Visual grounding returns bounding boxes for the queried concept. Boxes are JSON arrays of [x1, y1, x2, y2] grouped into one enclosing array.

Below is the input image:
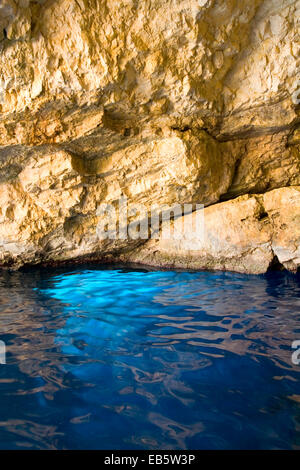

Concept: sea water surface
[[0, 265, 299, 450]]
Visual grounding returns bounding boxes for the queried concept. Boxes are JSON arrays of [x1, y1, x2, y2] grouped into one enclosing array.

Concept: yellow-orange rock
[[0, 0, 299, 273], [122, 187, 300, 274]]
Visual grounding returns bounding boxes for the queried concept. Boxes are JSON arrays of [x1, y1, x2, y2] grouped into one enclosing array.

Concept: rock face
[[0, 0, 299, 273], [122, 187, 300, 274]]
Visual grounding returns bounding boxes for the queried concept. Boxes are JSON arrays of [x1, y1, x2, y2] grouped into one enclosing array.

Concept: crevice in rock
[[219, 155, 242, 202], [267, 254, 285, 272], [123, 128, 131, 137], [170, 126, 191, 133], [257, 211, 268, 221], [30, 21, 36, 35], [170, 125, 221, 143], [254, 195, 270, 223]]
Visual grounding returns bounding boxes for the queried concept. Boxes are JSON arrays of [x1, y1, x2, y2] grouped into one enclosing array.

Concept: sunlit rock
[[0, 0, 299, 273]]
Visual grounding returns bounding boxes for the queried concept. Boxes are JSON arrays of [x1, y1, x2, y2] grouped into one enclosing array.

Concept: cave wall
[[0, 0, 299, 273]]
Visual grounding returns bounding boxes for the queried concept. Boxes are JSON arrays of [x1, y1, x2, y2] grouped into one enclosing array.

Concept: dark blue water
[[0, 265, 299, 450]]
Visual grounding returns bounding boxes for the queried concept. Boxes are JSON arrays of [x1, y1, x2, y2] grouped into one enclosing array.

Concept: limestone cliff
[[0, 0, 299, 273]]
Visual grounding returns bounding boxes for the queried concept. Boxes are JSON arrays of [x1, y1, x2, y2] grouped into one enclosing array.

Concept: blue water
[[0, 265, 299, 450]]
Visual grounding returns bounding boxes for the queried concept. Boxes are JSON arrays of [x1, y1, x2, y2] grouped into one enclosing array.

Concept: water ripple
[[0, 266, 299, 449]]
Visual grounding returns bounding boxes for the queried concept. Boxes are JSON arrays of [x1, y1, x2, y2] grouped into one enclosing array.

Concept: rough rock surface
[[121, 187, 300, 274], [0, 0, 299, 273]]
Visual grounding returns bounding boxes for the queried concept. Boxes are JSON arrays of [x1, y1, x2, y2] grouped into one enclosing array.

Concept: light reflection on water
[[0, 265, 299, 449]]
